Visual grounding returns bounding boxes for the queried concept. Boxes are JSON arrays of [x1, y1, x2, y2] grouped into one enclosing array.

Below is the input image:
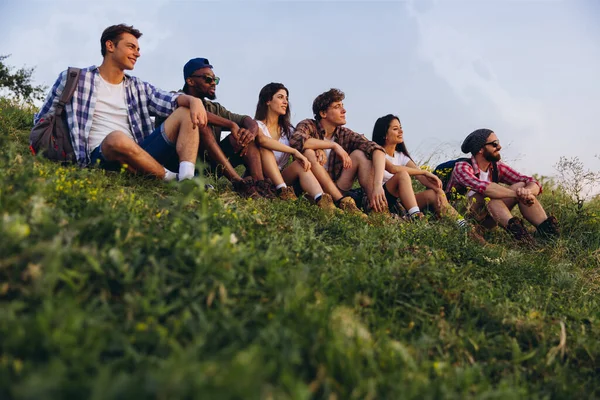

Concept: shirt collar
[[91, 65, 132, 81], [315, 119, 340, 140]]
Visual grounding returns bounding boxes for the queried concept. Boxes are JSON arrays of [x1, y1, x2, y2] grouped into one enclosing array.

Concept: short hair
[[312, 88, 345, 121], [100, 24, 142, 57]]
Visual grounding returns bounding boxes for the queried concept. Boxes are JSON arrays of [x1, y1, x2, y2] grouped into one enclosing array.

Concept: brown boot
[[255, 179, 277, 199], [337, 196, 367, 218], [278, 186, 298, 201], [232, 178, 260, 199], [506, 217, 536, 246], [536, 215, 559, 239], [316, 193, 336, 211]]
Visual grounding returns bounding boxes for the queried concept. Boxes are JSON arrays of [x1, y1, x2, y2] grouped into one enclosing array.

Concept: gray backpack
[[29, 67, 80, 163]]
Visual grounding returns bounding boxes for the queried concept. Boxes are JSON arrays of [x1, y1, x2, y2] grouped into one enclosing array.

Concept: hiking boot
[[506, 217, 536, 246], [232, 178, 260, 199], [255, 179, 277, 199], [337, 196, 367, 218], [316, 193, 336, 211], [278, 186, 298, 201], [536, 215, 559, 239], [466, 226, 487, 245]]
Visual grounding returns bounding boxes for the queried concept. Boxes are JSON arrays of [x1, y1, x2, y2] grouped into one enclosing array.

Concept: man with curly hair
[[290, 88, 388, 215]]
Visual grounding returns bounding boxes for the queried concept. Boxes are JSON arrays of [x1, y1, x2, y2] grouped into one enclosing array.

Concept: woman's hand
[[295, 151, 312, 172]]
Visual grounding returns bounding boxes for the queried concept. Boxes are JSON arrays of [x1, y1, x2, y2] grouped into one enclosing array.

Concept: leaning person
[[35, 24, 207, 181]]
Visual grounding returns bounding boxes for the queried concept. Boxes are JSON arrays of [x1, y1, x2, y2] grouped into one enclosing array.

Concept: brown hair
[[312, 88, 345, 121], [254, 83, 293, 138], [100, 24, 142, 57]]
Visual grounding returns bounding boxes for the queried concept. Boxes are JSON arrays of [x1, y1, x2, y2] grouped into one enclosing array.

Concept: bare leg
[[162, 107, 199, 163], [304, 149, 344, 201], [199, 126, 242, 182], [384, 171, 418, 210], [415, 188, 460, 218], [281, 160, 324, 199], [507, 182, 548, 226], [233, 136, 264, 181], [336, 150, 373, 193], [101, 131, 166, 178], [260, 148, 285, 186]]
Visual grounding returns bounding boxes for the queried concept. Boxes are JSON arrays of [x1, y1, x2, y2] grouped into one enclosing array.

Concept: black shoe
[[536, 215, 559, 239]]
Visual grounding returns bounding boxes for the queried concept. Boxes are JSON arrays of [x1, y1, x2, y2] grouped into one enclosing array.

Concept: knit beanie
[[461, 129, 493, 154]]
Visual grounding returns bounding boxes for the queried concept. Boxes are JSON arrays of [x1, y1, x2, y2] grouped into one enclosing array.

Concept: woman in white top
[[254, 83, 333, 208], [372, 114, 467, 224]]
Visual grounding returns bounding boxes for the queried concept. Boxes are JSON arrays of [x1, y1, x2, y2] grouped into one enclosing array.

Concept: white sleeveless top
[[256, 120, 292, 170], [383, 151, 411, 184]]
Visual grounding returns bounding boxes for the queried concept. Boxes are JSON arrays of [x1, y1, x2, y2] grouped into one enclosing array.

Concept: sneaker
[[337, 196, 367, 218], [506, 217, 536, 246], [278, 186, 297, 201], [536, 215, 559, 239], [232, 178, 260, 199], [315, 193, 336, 211], [255, 179, 277, 199]]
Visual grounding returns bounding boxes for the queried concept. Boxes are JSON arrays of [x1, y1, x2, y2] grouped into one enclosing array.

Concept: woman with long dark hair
[[372, 114, 469, 225], [254, 83, 334, 208]]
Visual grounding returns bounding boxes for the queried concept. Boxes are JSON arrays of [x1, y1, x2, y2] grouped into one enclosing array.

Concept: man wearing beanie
[[178, 57, 272, 198], [446, 129, 559, 244]]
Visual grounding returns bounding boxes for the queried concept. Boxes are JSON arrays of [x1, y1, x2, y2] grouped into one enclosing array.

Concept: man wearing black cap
[[180, 57, 271, 198], [446, 128, 559, 243]]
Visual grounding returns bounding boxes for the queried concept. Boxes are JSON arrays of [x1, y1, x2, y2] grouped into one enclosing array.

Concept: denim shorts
[[90, 123, 177, 171]]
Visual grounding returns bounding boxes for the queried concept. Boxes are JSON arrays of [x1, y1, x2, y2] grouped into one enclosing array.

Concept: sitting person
[[180, 57, 274, 198], [253, 83, 335, 209], [35, 24, 207, 181], [372, 114, 472, 228], [446, 128, 559, 243], [290, 89, 388, 216]]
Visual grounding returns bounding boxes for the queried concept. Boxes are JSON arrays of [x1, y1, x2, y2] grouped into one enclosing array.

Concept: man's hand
[[315, 149, 327, 166], [369, 185, 388, 213], [189, 97, 207, 128], [516, 187, 535, 206], [238, 128, 257, 148], [294, 151, 312, 172], [334, 144, 352, 169]]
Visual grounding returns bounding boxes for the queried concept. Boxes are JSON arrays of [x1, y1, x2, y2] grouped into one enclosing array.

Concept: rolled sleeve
[[145, 82, 179, 118], [497, 162, 543, 194], [289, 119, 316, 152]]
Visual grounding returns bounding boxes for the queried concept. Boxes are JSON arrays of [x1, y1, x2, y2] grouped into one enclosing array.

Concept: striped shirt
[[290, 119, 384, 181], [34, 65, 180, 166], [447, 156, 542, 195]]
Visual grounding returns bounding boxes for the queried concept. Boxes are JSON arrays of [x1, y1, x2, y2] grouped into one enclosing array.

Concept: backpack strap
[[491, 161, 499, 183], [55, 67, 81, 116]]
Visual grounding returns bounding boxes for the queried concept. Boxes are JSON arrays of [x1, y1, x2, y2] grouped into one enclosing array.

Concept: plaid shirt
[[34, 65, 180, 166], [447, 156, 542, 195], [290, 119, 384, 180]]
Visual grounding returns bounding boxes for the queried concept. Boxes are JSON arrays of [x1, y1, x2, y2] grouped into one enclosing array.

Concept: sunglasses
[[189, 74, 220, 85], [485, 140, 500, 148]]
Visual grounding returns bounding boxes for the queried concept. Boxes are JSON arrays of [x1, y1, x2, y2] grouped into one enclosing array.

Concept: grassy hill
[[1, 97, 600, 399]]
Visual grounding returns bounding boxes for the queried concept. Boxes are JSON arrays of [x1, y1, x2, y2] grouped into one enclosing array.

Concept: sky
[[1, 0, 599, 190]]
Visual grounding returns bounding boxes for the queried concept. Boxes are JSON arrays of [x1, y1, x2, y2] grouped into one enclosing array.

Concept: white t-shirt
[[323, 137, 336, 171], [467, 169, 490, 198], [256, 120, 292, 170], [88, 76, 135, 151], [382, 151, 411, 184]]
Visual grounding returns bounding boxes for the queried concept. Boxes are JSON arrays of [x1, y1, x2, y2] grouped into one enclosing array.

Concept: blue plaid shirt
[[34, 65, 180, 166]]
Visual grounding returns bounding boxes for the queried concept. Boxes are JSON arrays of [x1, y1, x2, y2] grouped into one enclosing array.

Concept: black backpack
[[29, 67, 80, 164], [434, 157, 498, 192]]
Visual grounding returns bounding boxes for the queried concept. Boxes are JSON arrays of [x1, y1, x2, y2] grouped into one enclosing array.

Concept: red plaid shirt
[[290, 119, 384, 181], [447, 156, 542, 195]]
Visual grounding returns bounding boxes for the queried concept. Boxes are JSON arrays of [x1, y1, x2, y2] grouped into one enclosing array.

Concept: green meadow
[[1, 97, 600, 399]]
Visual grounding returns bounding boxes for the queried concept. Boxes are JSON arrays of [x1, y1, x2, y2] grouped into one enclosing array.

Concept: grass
[[1, 97, 600, 399]]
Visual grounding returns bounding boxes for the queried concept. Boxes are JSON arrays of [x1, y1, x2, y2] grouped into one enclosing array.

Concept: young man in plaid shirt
[[446, 128, 559, 243], [35, 24, 207, 181], [290, 88, 389, 216]]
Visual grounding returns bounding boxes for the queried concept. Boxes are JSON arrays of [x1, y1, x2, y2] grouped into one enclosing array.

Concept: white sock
[[163, 168, 178, 182], [456, 218, 468, 229], [314, 192, 324, 201], [275, 183, 287, 190], [407, 206, 421, 216], [178, 161, 195, 181]]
